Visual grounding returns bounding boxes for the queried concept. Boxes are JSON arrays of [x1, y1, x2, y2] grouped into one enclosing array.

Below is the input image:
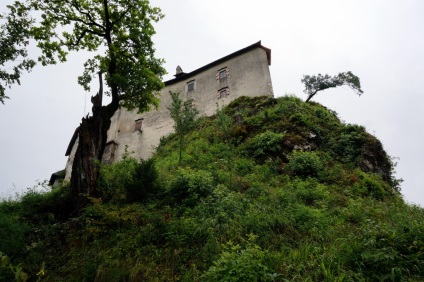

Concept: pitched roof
[[49, 169, 65, 186], [164, 41, 271, 86]]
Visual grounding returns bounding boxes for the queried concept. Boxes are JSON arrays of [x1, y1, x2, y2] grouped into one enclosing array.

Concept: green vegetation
[[302, 72, 364, 102], [0, 3, 36, 104], [1, 0, 166, 199], [1, 95, 422, 281], [168, 91, 199, 163]]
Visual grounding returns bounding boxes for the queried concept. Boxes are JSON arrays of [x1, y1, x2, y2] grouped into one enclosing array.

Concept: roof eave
[[164, 40, 271, 86]]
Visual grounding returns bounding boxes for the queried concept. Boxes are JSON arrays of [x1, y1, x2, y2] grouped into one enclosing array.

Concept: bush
[[202, 236, 274, 282], [246, 131, 284, 159], [20, 182, 73, 222], [234, 158, 254, 176], [287, 150, 323, 177], [330, 124, 365, 163], [126, 158, 159, 203], [352, 171, 391, 200], [0, 201, 29, 259], [99, 157, 160, 203], [166, 168, 214, 207], [289, 113, 310, 127], [215, 105, 232, 142], [98, 157, 138, 202], [229, 125, 248, 143]]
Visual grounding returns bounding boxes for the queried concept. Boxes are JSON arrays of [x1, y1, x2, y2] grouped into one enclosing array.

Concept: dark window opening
[[134, 118, 144, 133], [187, 80, 195, 92], [216, 67, 230, 80], [219, 69, 227, 79], [217, 87, 230, 99], [102, 141, 118, 164]]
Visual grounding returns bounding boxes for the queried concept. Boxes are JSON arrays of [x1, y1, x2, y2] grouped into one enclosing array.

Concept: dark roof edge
[[49, 169, 65, 186], [65, 127, 80, 156], [164, 40, 271, 86]]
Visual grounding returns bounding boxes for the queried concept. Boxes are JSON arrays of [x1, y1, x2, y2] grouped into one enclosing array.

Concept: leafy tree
[[215, 103, 232, 143], [3, 0, 166, 202], [168, 91, 199, 163], [0, 2, 35, 104], [301, 71, 364, 102]]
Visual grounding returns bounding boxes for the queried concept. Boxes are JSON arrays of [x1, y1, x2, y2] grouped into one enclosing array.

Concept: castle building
[[61, 41, 273, 181]]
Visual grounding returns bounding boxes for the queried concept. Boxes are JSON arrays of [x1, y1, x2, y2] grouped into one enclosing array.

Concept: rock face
[[63, 41, 274, 180], [220, 96, 395, 187], [359, 137, 393, 182]]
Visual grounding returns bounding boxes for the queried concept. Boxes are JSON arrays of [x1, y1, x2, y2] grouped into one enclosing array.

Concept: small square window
[[187, 80, 195, 92], [219, 69, 227, 79], [216, 67, 230, 80], [102, 141, 118, 164], [134, 118, 143, 132], [217, 87, 230, 99]]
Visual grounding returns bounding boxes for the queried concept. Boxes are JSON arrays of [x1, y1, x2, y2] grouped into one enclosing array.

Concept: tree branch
[[64, 0, 106, 32], [71, 28, 106, 46], [111, 5, 133, 27]]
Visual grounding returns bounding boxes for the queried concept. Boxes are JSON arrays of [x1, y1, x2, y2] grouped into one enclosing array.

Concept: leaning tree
[[301, 71, 364, 102], [3, 0, 166, 205]]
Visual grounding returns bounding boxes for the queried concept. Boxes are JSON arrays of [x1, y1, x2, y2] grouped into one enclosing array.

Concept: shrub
[[19, 182, 73, 222], [289, 113, 310, 127], [285, 178, 331, 207], [330, 124, 366, 163], [98, 157, 138, 202], [287, 150, 323, 177], [202, 236, 274, 282], [166, 168, 214, 207], [215, 104, 232, 142], [246, 131, 284, 159], [0, 201, 29, 259], [234, 158, 254, 176], [99, 157, 160, 203], [352, 171, 391, 200], [229, 125, 248, 143], [126, 158, 159, 203]]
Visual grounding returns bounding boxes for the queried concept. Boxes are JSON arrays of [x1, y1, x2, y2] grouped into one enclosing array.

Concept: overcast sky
[[1, 0, 423, 206]]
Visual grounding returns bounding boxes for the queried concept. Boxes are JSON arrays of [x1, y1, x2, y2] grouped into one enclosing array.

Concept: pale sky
[[1, 0, 423, 206]]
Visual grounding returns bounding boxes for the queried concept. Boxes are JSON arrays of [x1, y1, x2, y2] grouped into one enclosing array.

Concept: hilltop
[[1, 95, 423, 281]]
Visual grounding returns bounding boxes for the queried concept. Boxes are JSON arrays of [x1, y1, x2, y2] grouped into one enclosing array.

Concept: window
[[187, 80, 195, 92], [219, 69, 227, 79], [134, 118, 143, 133], [102, 141, 118, 164], [216, 67, 230, 80], [217, 87, 230, 99]]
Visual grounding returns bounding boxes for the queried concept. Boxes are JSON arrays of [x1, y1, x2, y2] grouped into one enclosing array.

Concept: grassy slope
[[1, 95, 423, 281]]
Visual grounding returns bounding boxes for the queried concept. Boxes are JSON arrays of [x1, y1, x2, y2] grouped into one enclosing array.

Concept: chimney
[[174, 65, 185, 78]]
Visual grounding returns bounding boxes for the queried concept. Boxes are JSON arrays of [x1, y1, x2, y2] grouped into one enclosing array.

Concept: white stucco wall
[[64, 136, 78, 180]]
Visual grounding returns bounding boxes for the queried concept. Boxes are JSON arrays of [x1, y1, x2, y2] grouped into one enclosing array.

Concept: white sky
[[1, 0, 423, 206]]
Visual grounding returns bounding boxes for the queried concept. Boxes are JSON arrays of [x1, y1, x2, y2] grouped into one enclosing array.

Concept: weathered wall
[[64, 136, 78, 179], [64, 44, 273, 180], [105, 46, 273, 163]]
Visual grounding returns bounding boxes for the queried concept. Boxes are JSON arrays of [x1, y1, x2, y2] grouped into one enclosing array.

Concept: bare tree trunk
[[70, 72, 117, 209], [305, 91, 317, 103]]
